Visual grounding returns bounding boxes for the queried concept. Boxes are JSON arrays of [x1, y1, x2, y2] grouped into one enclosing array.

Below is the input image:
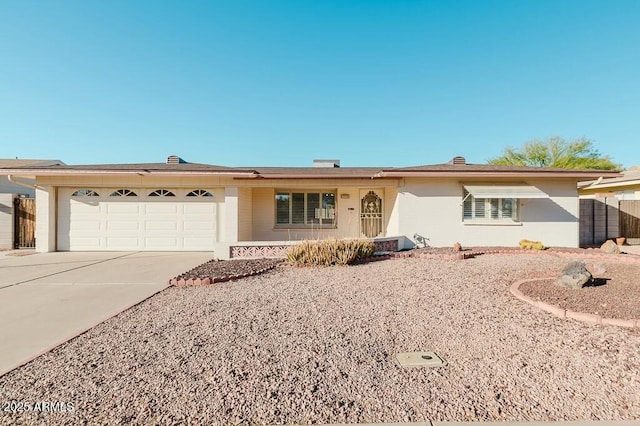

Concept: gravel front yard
[[520, 261, 640, 319], [1, 255, 639, 424]]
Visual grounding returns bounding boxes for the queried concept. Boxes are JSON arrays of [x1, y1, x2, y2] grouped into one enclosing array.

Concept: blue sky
[[1, 1, 638, 168]]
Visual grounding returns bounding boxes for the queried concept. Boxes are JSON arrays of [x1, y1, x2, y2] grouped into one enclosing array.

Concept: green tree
[[488, 137, 620, 170]]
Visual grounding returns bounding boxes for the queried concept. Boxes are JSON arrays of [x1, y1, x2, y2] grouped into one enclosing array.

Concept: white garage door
[[58, 188, 219, 251]]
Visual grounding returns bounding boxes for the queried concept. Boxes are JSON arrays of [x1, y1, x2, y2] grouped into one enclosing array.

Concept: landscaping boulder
[[586, 262, 606, 276], [600, 240, 621, 254], [556, 260, 592, 289]]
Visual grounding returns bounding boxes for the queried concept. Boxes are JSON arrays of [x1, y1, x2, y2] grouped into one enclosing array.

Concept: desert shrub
[[286, 239, 376, 266], [519, 239, 546, 250]]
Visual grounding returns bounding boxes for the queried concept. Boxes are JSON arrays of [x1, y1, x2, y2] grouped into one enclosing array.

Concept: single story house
[[1, 155, 619, 258], [0, 158, 64, 249]]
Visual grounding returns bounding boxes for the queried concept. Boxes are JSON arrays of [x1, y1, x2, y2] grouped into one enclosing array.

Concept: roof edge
[[0, 168, 259, 177], [375, 170, 622, 179]]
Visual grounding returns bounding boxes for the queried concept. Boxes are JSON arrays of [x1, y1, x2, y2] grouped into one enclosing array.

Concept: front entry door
[[360, 189, 383, 238]]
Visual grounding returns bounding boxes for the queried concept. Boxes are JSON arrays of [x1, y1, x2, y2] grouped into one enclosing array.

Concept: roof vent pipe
[[450, 156, 466, 165], [167, 155, 185, 164]]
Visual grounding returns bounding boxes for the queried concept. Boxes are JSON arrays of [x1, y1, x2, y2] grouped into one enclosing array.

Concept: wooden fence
[[619, 200, 640, 239], [14, 197, 36, 248], [579, 198, 618, 247]]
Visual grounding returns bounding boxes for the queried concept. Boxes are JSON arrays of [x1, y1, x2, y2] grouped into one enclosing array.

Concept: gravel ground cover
[[520, 261, 640, 320], [1, 255, 639, 424], [412, 245, 639, 256], [174, 258, 282, 282]]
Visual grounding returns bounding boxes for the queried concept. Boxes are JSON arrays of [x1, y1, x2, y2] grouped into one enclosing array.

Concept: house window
[[275, 191, 336, 227], [463, 189, 518, 221], [71, 189, 99, 197], [186, 189, 213, 197], [110, 189, 137, 197], [148, 189, 175, 197]]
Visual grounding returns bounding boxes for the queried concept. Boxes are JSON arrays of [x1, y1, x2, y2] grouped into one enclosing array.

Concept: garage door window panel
[[186, 189, 213, 197], [148, 189, 175, 197], [71, 189, 100, 197], [110, 189, 138, 197]]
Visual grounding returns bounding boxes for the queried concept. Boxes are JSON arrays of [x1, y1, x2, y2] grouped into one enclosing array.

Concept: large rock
[[600, 240, 621, 254], [586, 262, 606, 276], [556, 260, 592, 289]]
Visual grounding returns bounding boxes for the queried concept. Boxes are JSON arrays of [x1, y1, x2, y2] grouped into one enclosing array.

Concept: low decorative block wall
[[230, 245, 289, 259], [230, 238, 400, 259], [373, 239, 398, 252]]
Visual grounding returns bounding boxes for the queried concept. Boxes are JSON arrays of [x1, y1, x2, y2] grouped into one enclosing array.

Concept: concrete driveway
[[0, 251, 213, 376]]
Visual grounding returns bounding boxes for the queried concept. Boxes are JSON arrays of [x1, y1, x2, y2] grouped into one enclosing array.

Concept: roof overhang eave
[[234, 173, 397, 179], [579, 179, 640, 191], [0, 169, 260, 177], [375, 171, 622, 179]]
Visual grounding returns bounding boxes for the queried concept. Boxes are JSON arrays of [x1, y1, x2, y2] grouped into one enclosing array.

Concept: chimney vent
[[450, 156, 466, 165], [313, 159, 340, 168], [167, 155, 185, 164]]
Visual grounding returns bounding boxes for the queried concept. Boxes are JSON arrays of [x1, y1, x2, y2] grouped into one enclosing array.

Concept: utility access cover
[[396, 352, 446, 368]]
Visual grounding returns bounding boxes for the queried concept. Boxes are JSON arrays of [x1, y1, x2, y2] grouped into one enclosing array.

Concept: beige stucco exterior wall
[[383, 187, 399, 237], [0, 193, 14, 248], [250, 184, 397, 241], [223, 187, 238, 242], [32, 172, 582, 252], [237, 187, 253, 241], [35, 186, 57, 252], [34, 175, 399, 251], [396, 177, 580, 248]]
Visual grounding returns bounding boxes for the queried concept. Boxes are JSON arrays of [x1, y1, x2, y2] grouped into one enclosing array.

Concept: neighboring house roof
[[0, 157, 622, 180], [578, 169, 640, 191], [0, 159, 64, 168]]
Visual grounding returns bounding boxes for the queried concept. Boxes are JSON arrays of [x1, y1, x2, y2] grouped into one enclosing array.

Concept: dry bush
[[286, 239, 376, 266], [519, 239, 546, 250]]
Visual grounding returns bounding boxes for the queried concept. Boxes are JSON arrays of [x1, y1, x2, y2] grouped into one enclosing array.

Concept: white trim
[[463, 184, 548, 199], [463, 221, 523, 226]]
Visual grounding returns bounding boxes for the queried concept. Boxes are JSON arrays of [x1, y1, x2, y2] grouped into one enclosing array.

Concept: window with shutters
[[463, 189, 518, 222], [275, 190, 336, 227]]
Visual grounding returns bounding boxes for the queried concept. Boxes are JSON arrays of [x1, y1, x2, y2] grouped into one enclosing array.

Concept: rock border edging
[[170, 255, 393, 286], [510, 277, 639, 328], [403, 248, 640, 264], [170, 264, 279, 286]]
